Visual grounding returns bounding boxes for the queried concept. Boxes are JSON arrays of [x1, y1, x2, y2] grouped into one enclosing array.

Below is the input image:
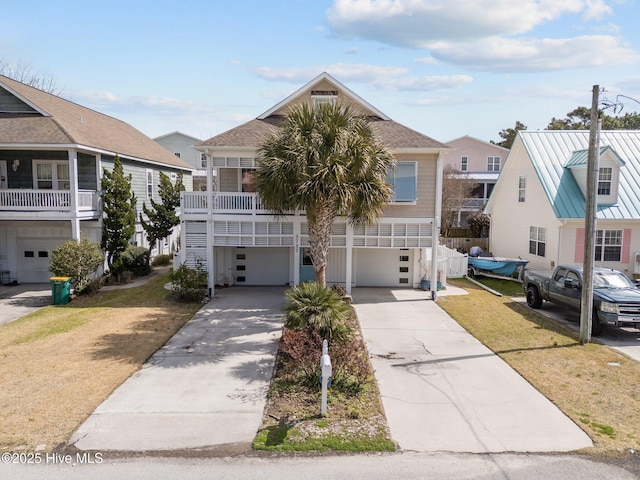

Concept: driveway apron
[[352, 287, 593, 453], [71, 286, 285, 452]]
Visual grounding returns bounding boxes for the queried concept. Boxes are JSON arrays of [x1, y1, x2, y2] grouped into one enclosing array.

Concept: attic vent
[[311, 90, 338, 96]]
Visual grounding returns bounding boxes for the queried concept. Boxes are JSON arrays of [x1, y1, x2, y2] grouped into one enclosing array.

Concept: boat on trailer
[[467, 255, 529, 279]]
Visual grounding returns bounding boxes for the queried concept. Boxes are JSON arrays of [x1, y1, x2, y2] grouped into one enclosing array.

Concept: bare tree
[[441, 165, 475, 237], [0, 59, 62, 95]]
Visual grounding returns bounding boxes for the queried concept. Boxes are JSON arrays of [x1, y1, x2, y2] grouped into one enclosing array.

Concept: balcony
[[460, 198, 486, 210], [0, 189, 100, 216], [182, 192, 295, 216]]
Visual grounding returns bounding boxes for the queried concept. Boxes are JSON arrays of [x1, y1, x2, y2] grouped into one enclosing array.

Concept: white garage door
[[234, 247, 290, 286], [355, 249, 414, 287], [18, 238, 65, 283]]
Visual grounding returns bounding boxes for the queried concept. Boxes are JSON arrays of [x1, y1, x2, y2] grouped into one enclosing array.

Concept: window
[[33, 161, 70, 190], [529, 226, 546, 257], [200, 153, 207, 169], [595, 229, 622, 261], [170, 172, 177, 183], [487, 156, 501, 172], [387, 162, 417, 202], [598, 167, 612, 195], [146, 169, 153, 198], [518, 176, 526, 202], [460, 156, 468, 172], [241, 168, 256, 192], [311, 90, 338, 107]]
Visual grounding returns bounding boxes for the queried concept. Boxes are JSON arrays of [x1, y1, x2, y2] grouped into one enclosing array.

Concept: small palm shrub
[[283, 282, 353, 344]]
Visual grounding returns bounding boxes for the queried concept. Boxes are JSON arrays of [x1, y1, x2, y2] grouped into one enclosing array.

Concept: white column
[[68, 148, 80, 240], [345, 222, 353, 295], [293, 219, 301, 286], [205, 149, 215, 297], [432, 152, 444, 300]]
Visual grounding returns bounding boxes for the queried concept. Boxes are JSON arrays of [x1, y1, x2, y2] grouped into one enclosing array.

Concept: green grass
[[470, 275, 526, 297], [12, 312, 92, 344]]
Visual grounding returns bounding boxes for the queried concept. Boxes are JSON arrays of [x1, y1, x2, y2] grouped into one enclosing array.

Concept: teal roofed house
[[485, 130, 640, 278]]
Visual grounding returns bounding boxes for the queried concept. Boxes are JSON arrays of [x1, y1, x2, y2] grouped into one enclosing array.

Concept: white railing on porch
[[182, 192, 291, 215], [0, 189, 99, 212]]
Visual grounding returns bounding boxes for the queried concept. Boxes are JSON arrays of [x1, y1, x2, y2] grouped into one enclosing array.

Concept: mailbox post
[[320, 339, 332, 416]]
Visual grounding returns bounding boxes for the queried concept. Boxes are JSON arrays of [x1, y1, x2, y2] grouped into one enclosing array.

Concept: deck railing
[[181, 192, 292, 215], [0, 189, 99, 212]]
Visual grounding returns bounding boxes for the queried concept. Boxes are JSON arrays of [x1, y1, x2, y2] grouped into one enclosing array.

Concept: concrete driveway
[[353, 287, 593, 453], [71, 286, 286, 452], [0, 283, 50, 326]]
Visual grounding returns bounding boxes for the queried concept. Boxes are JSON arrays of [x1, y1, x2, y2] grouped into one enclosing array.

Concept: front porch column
[[292, 219, 301, 286], [68, 148, 80, 240], [345, 222, 353, 295]]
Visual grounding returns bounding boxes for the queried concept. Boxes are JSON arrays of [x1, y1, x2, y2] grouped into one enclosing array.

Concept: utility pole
[[579, 85, 600, 344]]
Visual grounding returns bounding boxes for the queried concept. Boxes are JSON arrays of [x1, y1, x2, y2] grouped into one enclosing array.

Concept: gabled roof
[[153, 131, 202, 143], [445, 135, 510, 153], [198, 74, 447, 152], [518, 130, 640, 220], [0, 75, 193, 170], [565, 145, 626, 168]]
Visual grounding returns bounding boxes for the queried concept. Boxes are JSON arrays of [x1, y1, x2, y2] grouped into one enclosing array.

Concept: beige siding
[[442, 136, 509, 172], [384, 153, 437, 218]]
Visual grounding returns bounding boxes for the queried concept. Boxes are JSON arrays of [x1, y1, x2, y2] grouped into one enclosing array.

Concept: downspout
[[432, 151, 444, 300]]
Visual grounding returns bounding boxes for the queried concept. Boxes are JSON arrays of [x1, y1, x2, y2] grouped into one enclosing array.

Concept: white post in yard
[[320, 339, 332, 417]]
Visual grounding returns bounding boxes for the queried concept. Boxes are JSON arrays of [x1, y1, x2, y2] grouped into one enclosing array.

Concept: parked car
[[522, 265, 640, 336]]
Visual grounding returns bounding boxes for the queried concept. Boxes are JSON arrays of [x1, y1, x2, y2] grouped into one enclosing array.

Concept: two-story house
[[486, 130, 640, 278], [154, 132, 206, 192], [178, 73, 450, 295], [442, 135, 510, 227], [0, 75, 193, 283]]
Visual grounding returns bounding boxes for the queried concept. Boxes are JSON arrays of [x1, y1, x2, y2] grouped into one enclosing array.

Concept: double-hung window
[[387, 162, 417, 202], [460, 156, 468, 172], [595, 229, 622, 261], [529, 226, 546, 257], [518, 176, 526, 202], [487, 156, 501, 172], [146, 169, 153, 198], [598, 167, 612, 195], [34, 161, 70, 190]]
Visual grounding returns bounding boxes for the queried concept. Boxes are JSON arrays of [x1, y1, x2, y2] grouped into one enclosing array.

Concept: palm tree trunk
[[307, 202, 335, 287]]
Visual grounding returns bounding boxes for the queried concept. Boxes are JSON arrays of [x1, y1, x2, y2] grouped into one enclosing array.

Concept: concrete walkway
[[71, 286, 285, 451], [352, 287, 593, 453], [0, 283, 50, 326]]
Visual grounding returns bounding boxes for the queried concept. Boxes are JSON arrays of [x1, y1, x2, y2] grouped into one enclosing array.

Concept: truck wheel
[[526, 285, 543, 309], [591, 309, 604, 336]]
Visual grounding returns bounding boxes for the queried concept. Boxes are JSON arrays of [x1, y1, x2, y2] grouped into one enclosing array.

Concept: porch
[[181, 191, 294, 215]]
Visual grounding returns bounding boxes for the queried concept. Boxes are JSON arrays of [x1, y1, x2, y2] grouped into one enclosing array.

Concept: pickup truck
[[522, 265, 640, 336]]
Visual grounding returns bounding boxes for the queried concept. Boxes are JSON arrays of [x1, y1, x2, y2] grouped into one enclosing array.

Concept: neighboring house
[[485, 130, 640, 279], [442, 135, 510, 226], [178, 72, 451, 295], [0, 75, 193, 283], [154, 131, 207, 191]]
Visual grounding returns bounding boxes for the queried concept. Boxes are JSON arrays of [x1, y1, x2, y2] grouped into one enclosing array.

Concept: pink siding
[[575, 228, 584, 263], [622, 229, 632, 263]]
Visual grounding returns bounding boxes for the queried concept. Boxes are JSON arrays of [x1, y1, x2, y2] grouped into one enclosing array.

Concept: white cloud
[[325, 0, 632, 71], [254, 64, 472, 91], [72, 91, 215, 115], [429, 35, 639, 72]]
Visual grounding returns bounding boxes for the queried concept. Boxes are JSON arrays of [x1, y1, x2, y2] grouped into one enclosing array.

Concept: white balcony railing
[[182, 192, 282, 215], [0, 189, 99, 212]]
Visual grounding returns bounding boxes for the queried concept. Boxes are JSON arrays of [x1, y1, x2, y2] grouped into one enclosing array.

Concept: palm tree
[[256, 102, 395, 286]]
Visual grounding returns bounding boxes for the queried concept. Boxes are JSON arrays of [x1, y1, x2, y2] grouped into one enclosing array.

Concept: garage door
[[234, 247, 290, 286], [355, 249, 413, 287], [18, 238, 65, 283]]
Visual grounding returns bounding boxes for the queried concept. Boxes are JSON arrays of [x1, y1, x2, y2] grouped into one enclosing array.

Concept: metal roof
[[519, 130, 640, 220]]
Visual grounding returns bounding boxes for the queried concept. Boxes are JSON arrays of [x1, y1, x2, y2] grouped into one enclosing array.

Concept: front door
[[300, 247, 315, 282]]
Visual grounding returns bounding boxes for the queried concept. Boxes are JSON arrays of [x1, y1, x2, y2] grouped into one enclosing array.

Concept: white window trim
[[388, 161, 418, 204], [460, 156, 468, 172], [33, 160, 70, 190], [146, 169, 153, 199], [487, 156, 501, 172], [518, 176, 526, 202], [595, 229, 622, 262]]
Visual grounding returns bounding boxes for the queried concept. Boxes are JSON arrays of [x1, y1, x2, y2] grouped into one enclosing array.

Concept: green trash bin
[[50, 276, 71, 305]]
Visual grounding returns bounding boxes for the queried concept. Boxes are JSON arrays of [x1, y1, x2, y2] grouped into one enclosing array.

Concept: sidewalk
[[353, 287, 593, 453]]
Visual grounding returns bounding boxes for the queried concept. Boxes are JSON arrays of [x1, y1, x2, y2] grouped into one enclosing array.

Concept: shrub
[[120, 245, 151, 277], [151, 254, 171, 266], [49, 234, 104, 294], [283, 282, 353, 344], [170, 261, 208, 301]]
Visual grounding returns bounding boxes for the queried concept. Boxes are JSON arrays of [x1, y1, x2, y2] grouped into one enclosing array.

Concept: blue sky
[[3, 0, 640, 144]]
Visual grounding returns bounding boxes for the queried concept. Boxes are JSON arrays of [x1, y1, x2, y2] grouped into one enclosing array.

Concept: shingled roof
[[197, 73, 447, 152], [0, 75, 192, 170]]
